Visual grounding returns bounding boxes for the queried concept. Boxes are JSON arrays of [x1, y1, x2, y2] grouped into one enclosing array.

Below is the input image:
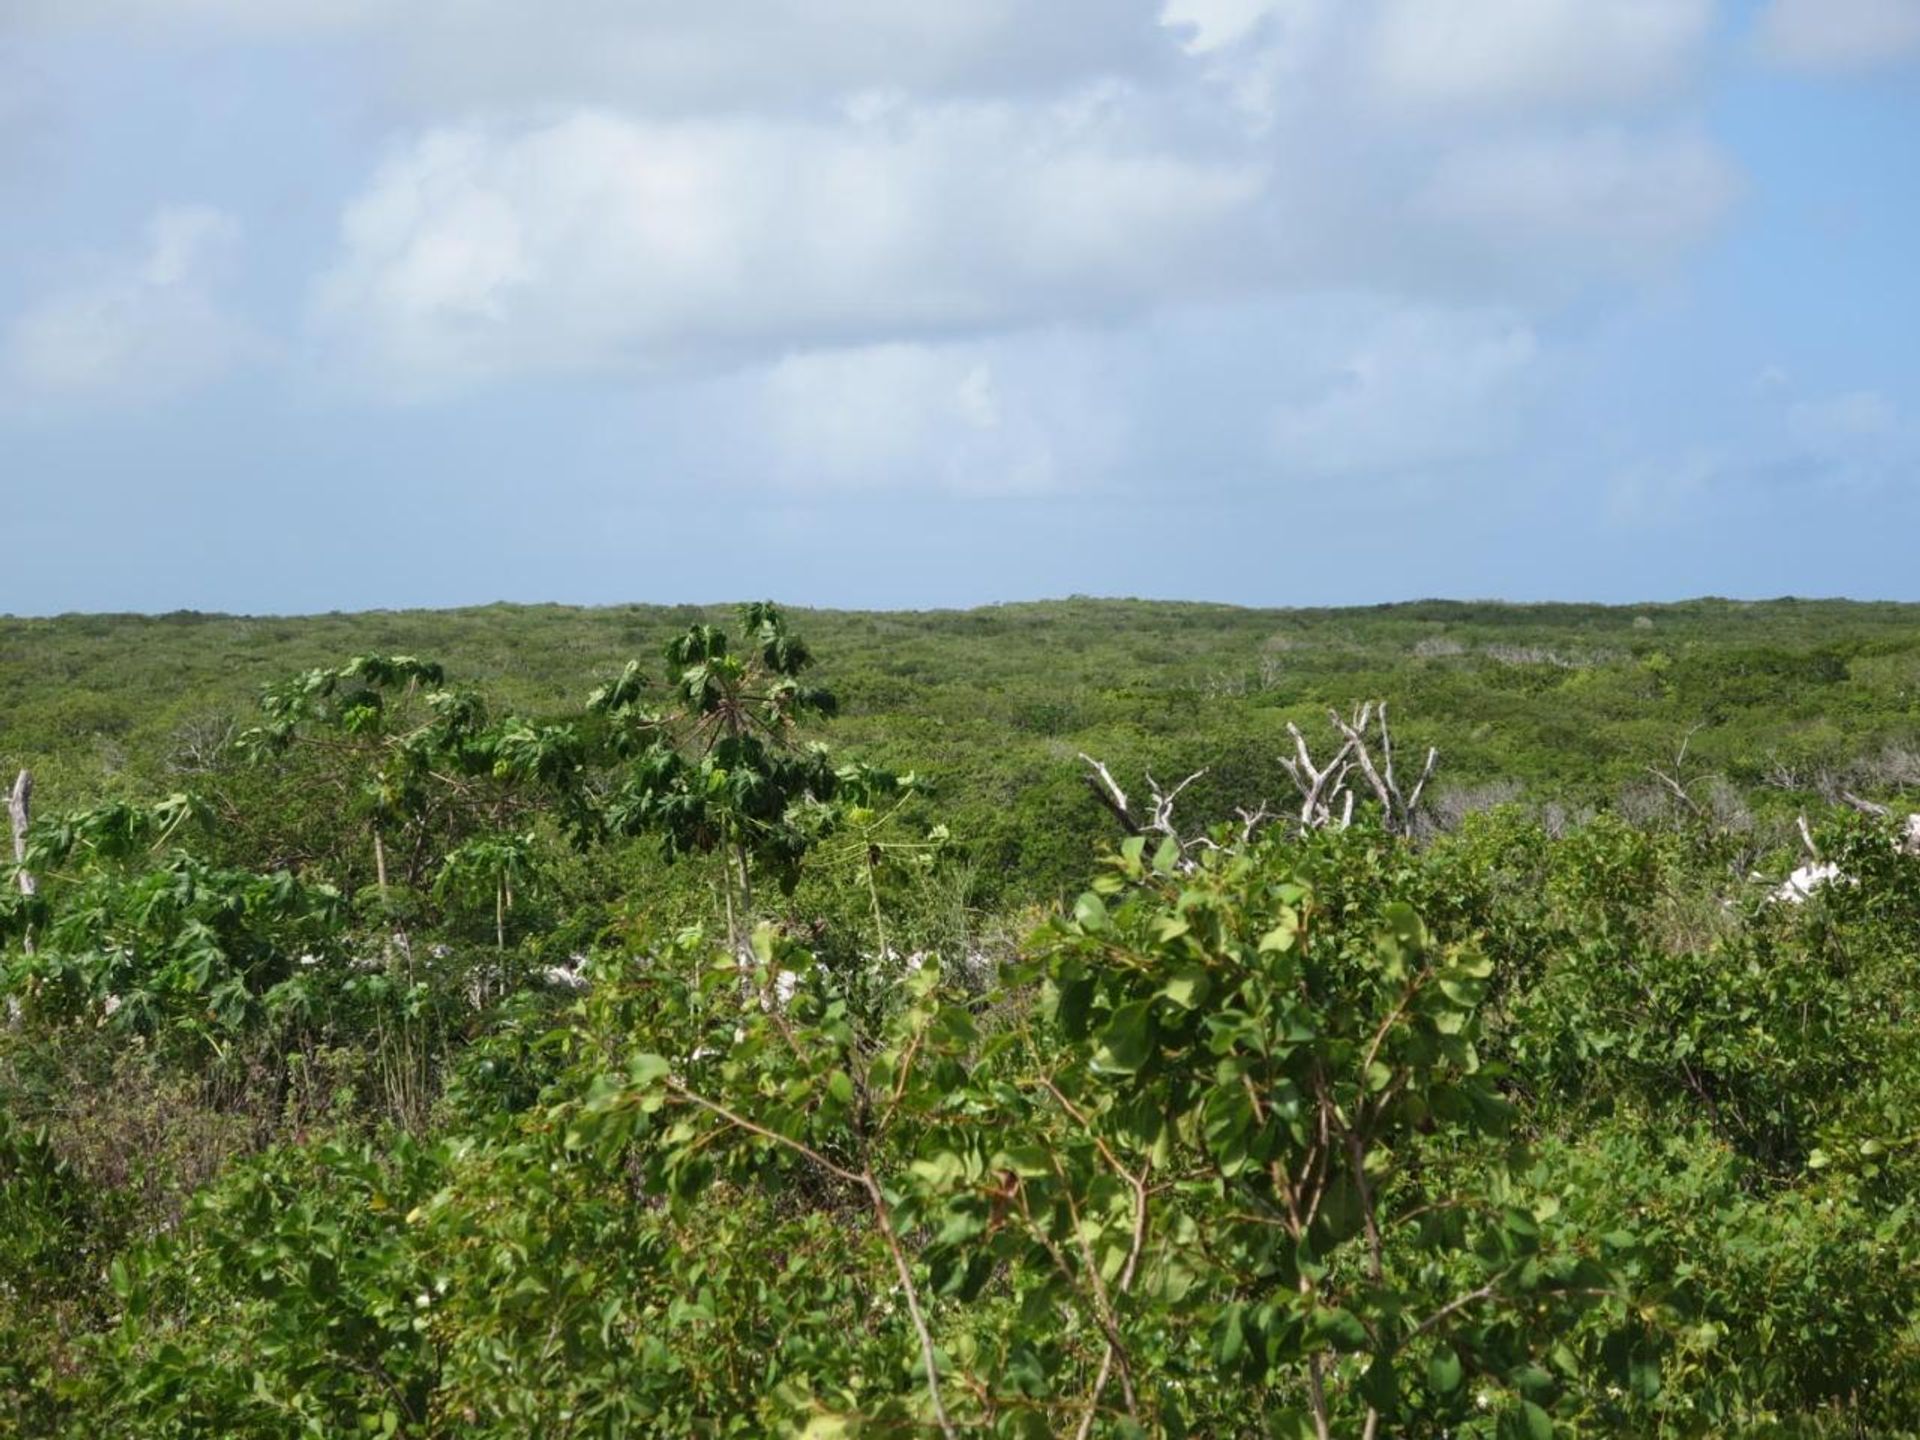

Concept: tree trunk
[[10, 770, 35, 898], [9, 769, 33, 958]]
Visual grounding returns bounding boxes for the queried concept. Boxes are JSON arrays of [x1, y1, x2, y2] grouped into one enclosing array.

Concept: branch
[[864, 1170, 960, 1440], [1078, 754, 1140, 836], [1840, 790, 1892, 819], [9, 770, 35, 899], [667, 1079, 957, 1438]]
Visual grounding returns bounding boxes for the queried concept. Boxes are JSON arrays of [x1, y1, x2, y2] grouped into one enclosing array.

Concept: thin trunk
[[735, 842, 755, 923], [10, 770, 35, 956], [866, 857, 889, 966], [495, 876, 507, 951]]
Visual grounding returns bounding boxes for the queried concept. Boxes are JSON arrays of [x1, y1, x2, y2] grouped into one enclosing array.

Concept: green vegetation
[[3, 597, 1919, 1436]]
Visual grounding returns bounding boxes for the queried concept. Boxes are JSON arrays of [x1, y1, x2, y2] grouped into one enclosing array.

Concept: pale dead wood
[[1796, 813, 1820, 862], [1646, 722, 1709, 822], [1280, 720, 1359, 830], [9, 770, 34, 898], [1327, 702, 1438, 836], [1085, 703, 1441, 853], [1078, 754, 1208, 865]]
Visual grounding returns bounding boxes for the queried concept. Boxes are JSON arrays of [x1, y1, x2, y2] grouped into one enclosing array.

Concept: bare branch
[[1645, 764, 1705, 821], [1078, 754, 1140, 836], [1797, 813, 1820, 862], [1081, 756, 1214, 864], [1840, 790, 1892, 819], [9, 770, 33, 899], [1324, 703, 1437, 835], [1280, 721, 1360, 830]]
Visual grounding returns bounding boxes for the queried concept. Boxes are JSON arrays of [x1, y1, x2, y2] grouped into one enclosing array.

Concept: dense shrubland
[[2, 600, 1919, 1436]]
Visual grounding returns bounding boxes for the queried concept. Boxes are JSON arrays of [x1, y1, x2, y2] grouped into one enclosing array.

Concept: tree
[[590, 603, 873, 949]]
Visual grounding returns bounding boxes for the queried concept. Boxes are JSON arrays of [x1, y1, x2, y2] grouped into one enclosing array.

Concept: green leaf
[[1359, 1353, 1397, 1412], [1160, 966, 1212, 1009], [1210, 1303, 1248, 1367], [1259, 916, 1299, 953], [629, 1053, 672, 1088], [826, 1070, 855, 1106], [1074, 892, 1110, 931], [1380, 901, 1427, 949], [1093, 1002, 1155, 1074], [1312, 1306, 1369, 1351], [1428, 1345, 1463, 1395]]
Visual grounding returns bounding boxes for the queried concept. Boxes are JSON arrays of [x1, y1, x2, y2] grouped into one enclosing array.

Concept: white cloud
[[1757, 0, 1920, 73], [1268, 305, 1539, 477], [1415, 128, 1740, 284], [308, 72, 1739, 392], [311, 104, 1265, 392], [1367, 0, 1715, 112], [616, 295, 1536, 499], [8, 0, 1176, 111], [756, 344, 1068, 495], [8, 0, 1739, 412], [1162, 0, 1308, 53], [3, 206, 254, 400]]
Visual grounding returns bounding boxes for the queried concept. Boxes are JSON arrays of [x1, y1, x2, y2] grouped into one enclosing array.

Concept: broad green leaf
[[1428, 1345, 1463, 1394], [1093, 1001, 1155, 1074], [1161, 966, 1212, 1009]]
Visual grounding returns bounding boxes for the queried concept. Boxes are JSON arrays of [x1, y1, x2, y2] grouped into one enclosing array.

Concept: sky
[[1, 0, 1917, 614]]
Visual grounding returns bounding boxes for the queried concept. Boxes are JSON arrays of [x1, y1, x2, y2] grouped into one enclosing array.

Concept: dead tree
[[9, 770, 33, 898], [1338, 702, 1437, 834], [1081, 702, 1441, 857], [1279, 721, 1358, 831], [1839, 791, 1920, 856], [1645, 723, 1709, 822], [9, 769, 33, 960], [1078, 755, 1211, 867], [1282, 703, 1437, 837]]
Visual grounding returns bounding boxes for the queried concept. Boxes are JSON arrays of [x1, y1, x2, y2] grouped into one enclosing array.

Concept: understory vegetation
[[2, 597, 1919, 1436]]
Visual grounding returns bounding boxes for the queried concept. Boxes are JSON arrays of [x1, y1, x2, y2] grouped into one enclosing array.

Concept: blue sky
[[1, 0, 1916, 614]]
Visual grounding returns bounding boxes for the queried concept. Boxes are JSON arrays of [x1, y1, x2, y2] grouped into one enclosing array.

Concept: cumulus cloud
[[1268, 306, 1539, 478], [3, 206, 254, 401], [309, 93, 1735, 392], [752, 344, 1085, 496], [310, 103, 1266, 391], [1414, 128, 1741, 286], [1757, 0, 1920, 73], [1366, 0, 1715, 113], [7, 0, 1746, 529], [7, 0, 1176, 111]]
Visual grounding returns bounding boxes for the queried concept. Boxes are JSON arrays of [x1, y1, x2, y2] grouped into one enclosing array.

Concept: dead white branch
[[1079, 754, 1210, 864], [1084, 702, 1440, 854], [1279, 722, 1358, 830], [1326, 702, 1438, 836], [9, 769, 34, 961], [9, 770, 33, 899]]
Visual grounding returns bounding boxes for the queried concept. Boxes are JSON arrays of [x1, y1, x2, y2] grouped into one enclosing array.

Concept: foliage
[[2, 599, 1920, 1435]]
